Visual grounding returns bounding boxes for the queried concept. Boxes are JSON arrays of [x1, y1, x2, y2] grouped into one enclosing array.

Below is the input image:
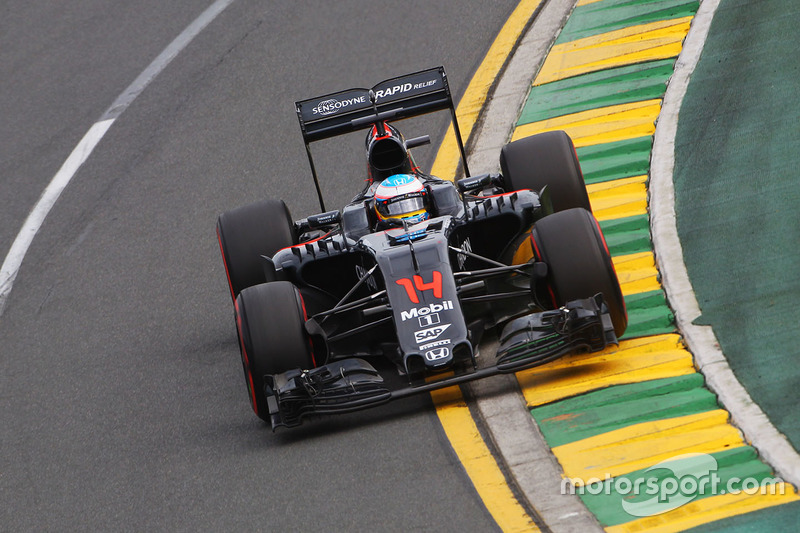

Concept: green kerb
[[556, 0, 700, 44], [578, 136, 652, 185], [520, 60, 675, 124], [532, 374, 711, 447]]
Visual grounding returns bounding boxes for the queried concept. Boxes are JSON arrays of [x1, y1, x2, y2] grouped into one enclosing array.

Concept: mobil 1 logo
[[418, 312, 440, 328], [400, 301, 454, 322]]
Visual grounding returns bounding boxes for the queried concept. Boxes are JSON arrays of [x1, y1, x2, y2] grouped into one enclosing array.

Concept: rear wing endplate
[[295, 67, 471, 210]]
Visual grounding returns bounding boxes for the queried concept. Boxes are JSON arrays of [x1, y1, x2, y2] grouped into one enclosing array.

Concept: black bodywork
[[251, 68, 617, 428]]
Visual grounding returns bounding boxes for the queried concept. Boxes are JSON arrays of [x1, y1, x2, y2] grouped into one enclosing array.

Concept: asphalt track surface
[[1, 1, 521, 530]]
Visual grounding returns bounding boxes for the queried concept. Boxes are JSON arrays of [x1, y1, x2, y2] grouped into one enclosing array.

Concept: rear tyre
[[216, 199, 297, 302], [500, 130, 591, 213], [235, 282, 315, 421], [531, 208, 627, 337]]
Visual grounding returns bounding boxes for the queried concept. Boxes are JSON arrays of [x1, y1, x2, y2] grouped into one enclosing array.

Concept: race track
[[0, 1, 520, 529]]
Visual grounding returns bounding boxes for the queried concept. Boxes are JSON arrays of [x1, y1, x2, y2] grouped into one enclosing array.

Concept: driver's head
[[374, 174, 429, 224]]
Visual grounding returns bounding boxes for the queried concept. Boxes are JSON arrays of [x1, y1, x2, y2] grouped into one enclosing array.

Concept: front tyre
[[531, 208, 627, 337], [217, 199, 297, 303], [235, 282, 315, 421], [500, 130, 591, 213]]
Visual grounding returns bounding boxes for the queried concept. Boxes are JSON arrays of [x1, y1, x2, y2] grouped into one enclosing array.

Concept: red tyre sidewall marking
[[297, 290, 317, 368], [217, 227, 236, 303], [593, 217, 628, 318], [234, 298, 259, 415]]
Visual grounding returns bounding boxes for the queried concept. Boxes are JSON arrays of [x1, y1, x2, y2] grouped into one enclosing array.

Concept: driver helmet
[[374, 174, 430, 224]]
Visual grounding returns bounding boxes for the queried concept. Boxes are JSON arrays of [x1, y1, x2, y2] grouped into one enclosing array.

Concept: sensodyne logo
[[312, 95, 367, 116]]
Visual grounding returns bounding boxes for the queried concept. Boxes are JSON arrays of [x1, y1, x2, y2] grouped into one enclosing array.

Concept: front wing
[[264, 295, 617, 429]]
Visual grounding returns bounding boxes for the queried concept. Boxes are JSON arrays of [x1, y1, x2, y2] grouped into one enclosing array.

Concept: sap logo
[[424, 347, 450, 361], [414, 324, 451, 344], [400, 302, 454, 322]]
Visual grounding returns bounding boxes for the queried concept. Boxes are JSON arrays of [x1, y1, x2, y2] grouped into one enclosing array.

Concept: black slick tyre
[[500, 130, 591, 213], [235, 282, 315, 422], [217, 199, 297, 303], [530, 208, 627, 337]]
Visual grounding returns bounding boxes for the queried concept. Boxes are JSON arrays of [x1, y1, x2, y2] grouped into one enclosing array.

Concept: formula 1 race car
[[217, 67, 627, 429]]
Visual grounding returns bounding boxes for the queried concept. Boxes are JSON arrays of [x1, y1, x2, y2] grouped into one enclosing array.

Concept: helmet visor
[[377, 195, 425, 218]]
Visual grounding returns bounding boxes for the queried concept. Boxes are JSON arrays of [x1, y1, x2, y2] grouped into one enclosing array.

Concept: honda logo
[[424, 347, 450, 361]]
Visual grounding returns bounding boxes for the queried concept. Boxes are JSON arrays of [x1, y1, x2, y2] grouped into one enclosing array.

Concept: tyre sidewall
[[500, 130, 591, 213], [531, 208, 627, 337], [235, 282, 314, 420], [217, 199, 296, 302]]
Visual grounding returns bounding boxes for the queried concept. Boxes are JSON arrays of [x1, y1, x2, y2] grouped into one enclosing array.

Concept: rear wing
[[295, 67, 470, 211]]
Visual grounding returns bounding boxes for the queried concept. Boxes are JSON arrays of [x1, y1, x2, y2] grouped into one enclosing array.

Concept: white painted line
[[0, 119, 114, 314], [103, 0, 237, 120], [650, 0, 800, 488], [0, 0, 237, 316]]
